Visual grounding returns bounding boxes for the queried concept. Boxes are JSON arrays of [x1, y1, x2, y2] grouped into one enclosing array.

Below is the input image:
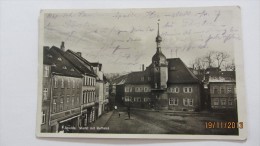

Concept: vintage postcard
[[36, 6, 247, 140]]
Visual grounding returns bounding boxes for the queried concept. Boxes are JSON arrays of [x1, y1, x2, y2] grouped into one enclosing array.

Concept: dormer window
[[70, 68, 75, 72], [57, 57, 62, 61], [52, 63, 56, 67], [62, 66, 67, 69], [170, 66, 176, 70], [47, 54, 53, 58]]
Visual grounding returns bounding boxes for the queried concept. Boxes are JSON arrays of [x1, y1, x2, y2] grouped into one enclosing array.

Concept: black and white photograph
[[37, 7, 247, 139]]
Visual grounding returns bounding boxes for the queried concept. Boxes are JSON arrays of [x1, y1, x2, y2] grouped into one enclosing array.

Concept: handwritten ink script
[[43, 7, 241, 73]]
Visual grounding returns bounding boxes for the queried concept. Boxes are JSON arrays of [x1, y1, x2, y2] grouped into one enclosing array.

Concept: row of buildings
[[111, 24, 237, 112], [41, 42, 109, 133]]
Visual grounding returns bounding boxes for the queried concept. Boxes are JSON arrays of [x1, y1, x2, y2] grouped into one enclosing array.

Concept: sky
[[43, 7, 242, 73]]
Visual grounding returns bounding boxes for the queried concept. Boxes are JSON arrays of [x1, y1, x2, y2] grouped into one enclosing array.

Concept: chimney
[[76, 52, 82, 56], [142, 64, 145, 71], [60, 41, 65, 51]]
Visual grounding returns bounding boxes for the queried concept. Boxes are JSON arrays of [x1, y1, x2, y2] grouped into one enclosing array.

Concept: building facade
[[117, 24, 202, 111], [207, 70, 237, 110], [42, 46, 83, 133], [63, 49, 98, 127], [91, 63, 107, 117]]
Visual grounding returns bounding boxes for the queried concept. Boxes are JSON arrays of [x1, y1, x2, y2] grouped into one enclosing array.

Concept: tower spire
[[157, 22, 160, 36], [156, 19, 162, 49]]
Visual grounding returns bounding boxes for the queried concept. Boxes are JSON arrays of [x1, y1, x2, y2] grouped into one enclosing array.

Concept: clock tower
[[151, 22, 168, 89]]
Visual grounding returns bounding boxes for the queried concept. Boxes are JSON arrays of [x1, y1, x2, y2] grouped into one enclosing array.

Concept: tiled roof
[[44, 46, 82, 78], [43, 46, 52, 65], [208, 70, 236, 82], [64, 50, 96, 77], [125, 70, 151, 84], [167, 58, 200, 84], [111, 74, 129, 85]]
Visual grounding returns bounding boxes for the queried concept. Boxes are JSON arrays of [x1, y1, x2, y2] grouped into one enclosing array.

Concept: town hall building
[[116, 23, 202, 111]]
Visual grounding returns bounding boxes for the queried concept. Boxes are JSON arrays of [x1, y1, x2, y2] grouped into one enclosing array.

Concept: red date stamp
[[205, 122, 244, 129]]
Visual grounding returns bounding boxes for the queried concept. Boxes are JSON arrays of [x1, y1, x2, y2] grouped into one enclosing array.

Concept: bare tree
[[223, 59, 235, 71], [214, 51, 230, 68], [203, 51, 215, 68], [194, 57, 207, 70]]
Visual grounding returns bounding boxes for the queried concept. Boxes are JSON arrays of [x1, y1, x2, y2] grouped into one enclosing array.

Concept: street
[[91, 107, 238, 135]]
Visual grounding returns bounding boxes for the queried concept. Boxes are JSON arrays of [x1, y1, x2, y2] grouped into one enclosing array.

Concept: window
[[173, 87, 179, 93], [135, 87, 139, 92], [183, 98, 188, 106], [183, 87, 192, 93], [220, 87, 225, 94], [141, 77, 144, 81], [54, 78, 58, 88], [76, 97, 79, 105], [213, 87, 218, 94], [43, 88, 48, 100], [84, 76, 87, 86], [155, 83, 158, 88], [189, 99, 193, 106], [42, 111, 46, 124], [227, 87, 232, 93], [169, 98, 178, 105], [52, 99, 57, 113], [67, 97, 70, 103], [138, 98, 141, 102], [129, 87, 132, 92], [62, 66, 67, 69], [83, 91, 87, 104], [72, 98, 74, 107], [221, 99, 226, 105], [61, 78, 64, 88], [77, 81, 80, 88], [125, 97, 129, 102], [148, 77, 151, 81], [125, 87, 129, 92], [213, 98, 219, 105], [228, 99, 233, 105], [87, 92, 90, 102], [144, 87, 148, 92], [60, 98, 64, 111], [72, 80, 75, 88], [44, 66, 49, 77], [67, 79, 70, 88]]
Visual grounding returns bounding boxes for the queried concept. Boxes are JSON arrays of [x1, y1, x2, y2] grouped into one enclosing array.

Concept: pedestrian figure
[[115, 105, 120, 118]]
